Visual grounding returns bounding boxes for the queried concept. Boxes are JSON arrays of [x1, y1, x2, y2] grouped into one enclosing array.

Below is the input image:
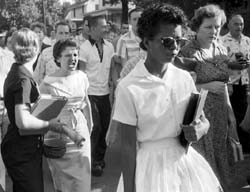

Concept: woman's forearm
[[121, 123, 137, 192], [196, 82, 212, 91], [16, 109, 49, 135]]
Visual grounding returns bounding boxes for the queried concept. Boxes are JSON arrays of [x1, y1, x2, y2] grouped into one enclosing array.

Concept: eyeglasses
[[160, 37, 188, 48]]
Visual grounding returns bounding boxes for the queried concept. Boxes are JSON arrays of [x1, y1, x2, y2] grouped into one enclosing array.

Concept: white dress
[[40, 71, 91, 192], [113, 60, 223, 192]]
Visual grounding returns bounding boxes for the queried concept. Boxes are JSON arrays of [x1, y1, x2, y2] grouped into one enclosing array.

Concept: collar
[[191, 38, 219, 51], [88, 35, 105, 46], [132, 59, 173, 82], [226, 32, 245, 41]]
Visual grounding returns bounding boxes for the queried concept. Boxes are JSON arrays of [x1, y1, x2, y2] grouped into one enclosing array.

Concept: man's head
[[128, 8, 143, 35], [228, 14, 244, 37], [121, 23, 129, 35], [88, 16, 108, 40], [82, 16, 90, 38], [55, 21, 71, 42]]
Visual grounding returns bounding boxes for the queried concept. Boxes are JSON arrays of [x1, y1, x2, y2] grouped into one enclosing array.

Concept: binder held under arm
[[31, 94, 68, 121], [179, 89, 208, 149]]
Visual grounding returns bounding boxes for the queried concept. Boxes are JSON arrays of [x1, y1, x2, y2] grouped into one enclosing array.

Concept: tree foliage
[[109, 0, 232, 24], [0, 0, 65, 30], [3, 0, 41, 28]]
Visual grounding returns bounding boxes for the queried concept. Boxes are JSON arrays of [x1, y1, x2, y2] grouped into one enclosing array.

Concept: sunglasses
[[160, 37, 188, 48]]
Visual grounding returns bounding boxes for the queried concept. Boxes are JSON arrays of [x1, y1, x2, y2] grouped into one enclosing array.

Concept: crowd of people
[[0, 2, 250, 192]]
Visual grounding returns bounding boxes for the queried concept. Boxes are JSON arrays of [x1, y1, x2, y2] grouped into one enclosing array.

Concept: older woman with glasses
[[178, 4, 239, 190], [109, 3, 222, 192]]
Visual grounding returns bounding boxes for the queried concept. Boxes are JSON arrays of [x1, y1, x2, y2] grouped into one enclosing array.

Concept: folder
[[179, 89, 208, 149], [31, 94, 68, 121]]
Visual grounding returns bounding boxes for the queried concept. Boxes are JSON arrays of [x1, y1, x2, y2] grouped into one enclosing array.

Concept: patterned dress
[[179, 39, 237, 188]]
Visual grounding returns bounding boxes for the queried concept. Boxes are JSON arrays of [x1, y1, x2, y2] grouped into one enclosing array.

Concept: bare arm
[[15, 104, 51, 135], [196, 81, 226, 95], [225, 85, 239, 141], [119, 122, 137, 192], [227, 60, 250, 70]]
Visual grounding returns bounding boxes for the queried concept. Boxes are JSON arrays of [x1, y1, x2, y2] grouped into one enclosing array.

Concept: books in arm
[[179, 89, 208, 149], [32, 94, 86, 147], [31, 94, 68, 121]]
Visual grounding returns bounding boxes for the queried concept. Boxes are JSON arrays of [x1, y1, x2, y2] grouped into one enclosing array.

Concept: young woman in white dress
[[108, 3, 223, 192], [40, 39, 92, 192]]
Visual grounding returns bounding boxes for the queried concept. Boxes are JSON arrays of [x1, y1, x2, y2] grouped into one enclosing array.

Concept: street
[[5, 141, 250, 192]]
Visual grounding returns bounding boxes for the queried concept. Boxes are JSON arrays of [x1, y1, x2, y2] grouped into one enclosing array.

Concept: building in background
[[65, 0, 133, 28]]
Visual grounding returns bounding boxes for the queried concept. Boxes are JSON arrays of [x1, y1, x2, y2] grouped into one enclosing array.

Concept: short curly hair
[[30, 22, 46, 33], [190, 4, 226, 32], [53, 39, 78, 67], [137, 3, 187, 50], [11, 28, 39, 64]]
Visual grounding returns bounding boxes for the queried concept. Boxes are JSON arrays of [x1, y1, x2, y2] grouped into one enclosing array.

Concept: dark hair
[[128, 7, 144, 19], [4, 27, 17, 46], [55, 20, 71, 33], [30, 22, 46, 33], [53, 39, 77, 67], [137, 3, 187, 50], [190, 4, 226, 32], [82, 16, 91, 26], [88, 16, 106, 29]]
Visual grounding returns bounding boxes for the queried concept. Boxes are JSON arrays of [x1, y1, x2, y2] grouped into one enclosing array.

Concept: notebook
[[31, 94, 68, 121], [179, 89, 208, 149]]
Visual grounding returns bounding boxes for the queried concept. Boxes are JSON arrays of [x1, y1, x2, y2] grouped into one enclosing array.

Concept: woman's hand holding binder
[[180, 115, 209, 142], [48, 118, 85, 147]]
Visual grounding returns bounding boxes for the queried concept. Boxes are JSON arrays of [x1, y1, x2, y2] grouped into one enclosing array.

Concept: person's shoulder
[[169, 64, 194, 86], [242, 34, 250, 41], [79, 40, 92, 51], [221, 32, 230, 39], [119, 31, 130, 40], [104, 39, 114, 49], [221, 33, 233, 44], [41, 46, 53, 56], [76, 70, 88, 79], [179, 40, 199, 57], [41, 43, 51, 51], [117, 70, 136, 90], [119, 59, 143, 85], [170, 63, 191, 77]]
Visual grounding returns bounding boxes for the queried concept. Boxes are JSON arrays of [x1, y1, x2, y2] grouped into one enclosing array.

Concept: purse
[[229, 137, 244, 163], [43, 139, 66, 159]]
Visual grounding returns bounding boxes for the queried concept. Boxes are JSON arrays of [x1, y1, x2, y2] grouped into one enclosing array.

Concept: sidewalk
[[4, 146, 250, 192]]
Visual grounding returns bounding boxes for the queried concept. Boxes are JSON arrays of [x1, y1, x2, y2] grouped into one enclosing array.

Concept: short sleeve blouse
[[113, 60, 197, 142], [3, 63, 39, 139]]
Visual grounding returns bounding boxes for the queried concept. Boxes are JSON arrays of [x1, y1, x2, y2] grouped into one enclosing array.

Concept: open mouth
[[69, 61, 77, 68]]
